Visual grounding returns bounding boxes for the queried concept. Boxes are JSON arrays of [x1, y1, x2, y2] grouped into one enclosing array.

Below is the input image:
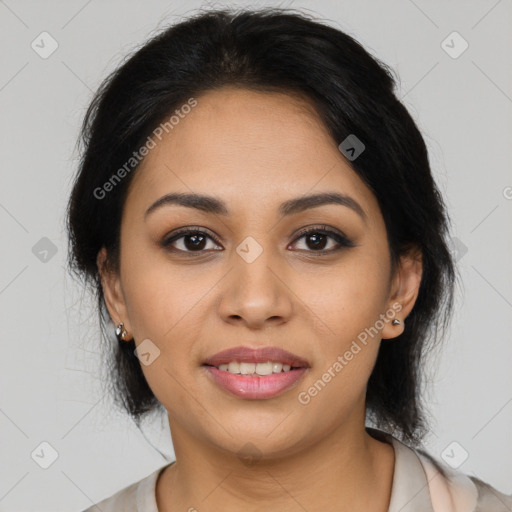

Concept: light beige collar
[[367, 428, 478, 512]]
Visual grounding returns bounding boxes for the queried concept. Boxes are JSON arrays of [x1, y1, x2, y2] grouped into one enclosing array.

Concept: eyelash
[[161, 225, 356, 256]]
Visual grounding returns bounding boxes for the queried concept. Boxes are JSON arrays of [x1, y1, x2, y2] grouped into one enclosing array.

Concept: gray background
[[1, 0, 511, 510]]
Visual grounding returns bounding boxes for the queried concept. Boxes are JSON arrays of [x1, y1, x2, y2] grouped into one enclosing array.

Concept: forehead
[[125, 87, 378, 219]]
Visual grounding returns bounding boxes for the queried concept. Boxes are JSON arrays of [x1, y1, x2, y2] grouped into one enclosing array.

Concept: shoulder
[[80, 466, 165, 512], [469, 474, 512, 512], [416, 447, 512, 512]]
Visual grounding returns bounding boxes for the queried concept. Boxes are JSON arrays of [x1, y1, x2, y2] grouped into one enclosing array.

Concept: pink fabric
[[418, 452, 478, 512]]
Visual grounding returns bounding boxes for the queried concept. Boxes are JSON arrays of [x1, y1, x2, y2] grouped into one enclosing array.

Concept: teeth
[[228, 362, 239, 373], [255, 362, 273, 375], [216, 361, 295, 375], [272, 362, 283, 373], [240, 362, 256, 374]]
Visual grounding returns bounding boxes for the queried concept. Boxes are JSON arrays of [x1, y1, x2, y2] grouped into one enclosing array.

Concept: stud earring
[[115, 322, 128, 341], [392, 319, 401, 326]]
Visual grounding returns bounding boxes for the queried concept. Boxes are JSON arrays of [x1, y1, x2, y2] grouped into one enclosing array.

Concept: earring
[[115, 322, 128, 341], [392, 319, 401, 326]]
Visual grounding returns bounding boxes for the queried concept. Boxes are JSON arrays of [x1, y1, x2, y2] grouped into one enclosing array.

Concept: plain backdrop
[[0, 0, 511, 510]]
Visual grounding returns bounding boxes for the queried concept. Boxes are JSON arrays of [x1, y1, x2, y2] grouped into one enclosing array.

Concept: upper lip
[[203, 346, 310, 368]]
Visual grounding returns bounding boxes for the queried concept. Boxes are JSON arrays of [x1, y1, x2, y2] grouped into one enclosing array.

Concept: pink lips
[[202, 346, 310, 400]]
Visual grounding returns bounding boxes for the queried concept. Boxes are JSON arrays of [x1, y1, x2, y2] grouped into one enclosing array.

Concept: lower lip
[[203, 366, 308, 399]]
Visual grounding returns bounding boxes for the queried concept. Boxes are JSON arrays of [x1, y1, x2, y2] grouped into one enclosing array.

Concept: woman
[[67, 7, 511, 512]]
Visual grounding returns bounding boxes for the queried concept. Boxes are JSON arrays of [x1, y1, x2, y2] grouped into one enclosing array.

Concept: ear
[[381, 245, 423, 340], [96, 247, 132, 337]]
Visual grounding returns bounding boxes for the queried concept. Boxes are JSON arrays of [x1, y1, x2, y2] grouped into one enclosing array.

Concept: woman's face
[[99, 86, 421, 459]]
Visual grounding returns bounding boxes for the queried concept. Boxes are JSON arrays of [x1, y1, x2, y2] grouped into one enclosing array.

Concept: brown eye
[[162, 228, 223, 254], [290, 226, 356, 253]]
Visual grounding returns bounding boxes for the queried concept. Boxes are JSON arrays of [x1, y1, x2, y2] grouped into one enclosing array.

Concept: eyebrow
[[144, 191, 367, 222]]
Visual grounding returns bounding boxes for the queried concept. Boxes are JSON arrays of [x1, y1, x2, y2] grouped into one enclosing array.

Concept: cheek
[[298, 246, 391, 344], [296, 268, 387, 418], [119, 251, 210, 415], [120, 242, 207, 338], [295, 350, 376, 431], [294, 246, 390, 402]]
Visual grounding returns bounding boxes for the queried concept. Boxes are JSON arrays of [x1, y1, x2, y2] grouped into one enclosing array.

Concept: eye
[[161, 227, 223, 254], [161, 225, 356, 256], [290, 225, 356, 253]]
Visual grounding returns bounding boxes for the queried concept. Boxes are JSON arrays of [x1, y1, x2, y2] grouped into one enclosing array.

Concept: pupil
[[185, 234, 206, 250], [308, 233, 326, 250]]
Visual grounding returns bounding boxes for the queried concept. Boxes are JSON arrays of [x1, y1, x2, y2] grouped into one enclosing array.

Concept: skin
[[98, 86, 422, 512]]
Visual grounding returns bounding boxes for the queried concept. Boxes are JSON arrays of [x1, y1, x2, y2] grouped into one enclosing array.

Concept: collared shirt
[[82, 428, 512, 511]]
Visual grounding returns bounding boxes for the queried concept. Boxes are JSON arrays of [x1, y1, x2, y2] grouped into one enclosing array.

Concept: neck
[[156, 413, 395, 512]]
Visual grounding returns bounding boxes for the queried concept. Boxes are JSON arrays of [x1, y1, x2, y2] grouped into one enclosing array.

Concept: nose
[[217, 242, 294, 330]]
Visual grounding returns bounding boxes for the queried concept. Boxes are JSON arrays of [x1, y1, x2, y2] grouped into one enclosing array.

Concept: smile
[[201, 345, 310, 399], [213, 361, 295, 375]]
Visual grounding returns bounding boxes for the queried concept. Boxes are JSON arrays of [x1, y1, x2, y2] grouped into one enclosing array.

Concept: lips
[[202, 346, 310, 400], [202, 346, 309, 368]]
